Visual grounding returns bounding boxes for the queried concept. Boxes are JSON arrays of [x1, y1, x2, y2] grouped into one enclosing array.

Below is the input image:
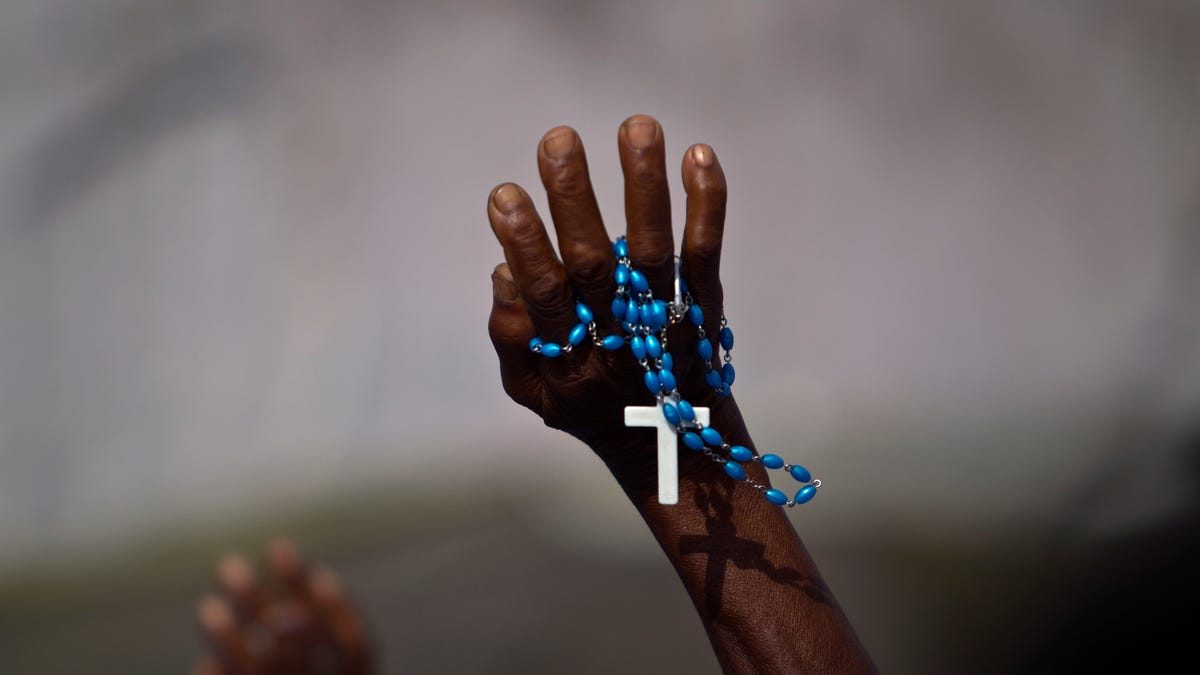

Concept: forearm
[[597, 401, 877, 675]]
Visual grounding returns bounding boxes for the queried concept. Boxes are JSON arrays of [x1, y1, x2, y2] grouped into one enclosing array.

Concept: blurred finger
[[217, 554, 267, 621], [197, 594, 262, 675], [191, 658, 227, 675], [488, 183, 577, 338], [310, 566, 371, 675], [537, 126, 617, 326], [618, 114, 675, 298], [266, 537, 308, 598], [489, 262, 543, 414], [680, 143, 728, 336]]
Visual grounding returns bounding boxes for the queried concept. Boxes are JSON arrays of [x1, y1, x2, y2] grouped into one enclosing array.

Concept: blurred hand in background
[[194, 539, 370, 675]]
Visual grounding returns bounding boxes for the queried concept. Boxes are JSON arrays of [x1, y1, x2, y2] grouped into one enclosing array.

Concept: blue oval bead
[[660, 353, 673, 372], [631, 336, 647, 360], [541, 342, 562, 358], [630, 270, 649, 293], [719, 326, 734, 350], [790, 465, 811, 483], [795, 485, 817, 504], [705, 370, 723, 388], [697, 339, 713, 361], [614, 238, 629, 258], [719, 383, 731, 397], [611, 297, 627, 320], [721, 363, 736, 385], [568, 323, 587, 346], [645, 301, 667, 330], [529, 337, 543, 351], [677, 400, 695, 421], [625, 300, 639, 324], [765, 489, 788, 506], [700, 427, 722, 446], [682, 432, 704, 451], [724, 462, 747, 480], [645, 335, 662, 358], [659, 369, 677, 392], [730, 445, 753, 462], [762, 454, 784, 469], [688, 304, 704, 326], [662, 403, 680, 425], [602, 334, 625, 350], [615, 264, 630, 286], [643, 370, 661, 393], [576, 303, 594, 324]]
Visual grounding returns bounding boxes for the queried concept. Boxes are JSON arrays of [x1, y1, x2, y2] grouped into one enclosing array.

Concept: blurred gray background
[[2, 0, 1199, 673]]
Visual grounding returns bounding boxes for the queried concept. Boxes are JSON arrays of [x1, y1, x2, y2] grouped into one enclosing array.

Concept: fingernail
[[542, 128, 575, 158], [492, 271, 519, 304], [692, 144, 713, 168], [492, 184, 523, 214], [624, 118, 657, 149]]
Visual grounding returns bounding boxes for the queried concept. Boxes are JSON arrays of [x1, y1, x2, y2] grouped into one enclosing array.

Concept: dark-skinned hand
[[488, 114, 732, 482]]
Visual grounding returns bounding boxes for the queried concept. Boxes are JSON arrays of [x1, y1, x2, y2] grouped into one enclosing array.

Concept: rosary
[[528, 237, 821, 507]]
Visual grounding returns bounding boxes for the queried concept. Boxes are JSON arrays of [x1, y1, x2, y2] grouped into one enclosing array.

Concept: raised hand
[[193, 538, 370, 675], [487, 114, 735, 480]]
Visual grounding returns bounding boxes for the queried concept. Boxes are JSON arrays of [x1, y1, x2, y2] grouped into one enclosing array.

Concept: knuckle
[[566, 246, 613, 284], [527, 266, 573, 312], [549, 163, 592, 197]]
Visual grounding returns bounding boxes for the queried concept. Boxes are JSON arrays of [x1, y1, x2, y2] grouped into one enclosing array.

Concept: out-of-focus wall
[[1, 0, 1199, 671]]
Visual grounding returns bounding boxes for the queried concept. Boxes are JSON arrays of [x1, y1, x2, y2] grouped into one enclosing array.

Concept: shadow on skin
[[679, 482, 833, 619]]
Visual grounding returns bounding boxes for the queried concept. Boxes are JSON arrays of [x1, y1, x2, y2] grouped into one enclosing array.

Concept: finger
[[489, 263, 543, 414], [310, 566, 371, 675], [680, 143, 728, 337], [618, 114, 675, 298], [265, 537, 309, 598], [488, 183, 577, 338], [197, 594, 262, 675], [216, 554, 267, 621], [537, 126, 617, 326], [261, 601, 312, 675]]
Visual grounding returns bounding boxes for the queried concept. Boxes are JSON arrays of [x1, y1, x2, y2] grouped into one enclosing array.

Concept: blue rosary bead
[[645, 335, 662, 358], [631, 336, 647, 360], [615, 264, 630, 286], [765, 489, 788, 506], [576, 303, 594, 324], [642, 300, 667, 330], [630, 270, 649, 293], [661, 353, 673, 372], [614, 238, 629, 258], [677, 400, 695, 421], [724, 462, 747, 480], [529, 337, 543, 350], [795, 485, 817, 504], [662, 403, 681, 425], [541, 342, 563, 358], [688, 304, 704, 326], [761, 454, 784, 469], [730, 445, 753, 462], [697, 338, 713, 361], [705, 370, 722, 388], [719, 326, 734, 350], [700, 427, 722, 446], [789, 465, 811, 483], [643, 370, 661, 393], [602, 334, 625, 350], [721, 363, 736, 385], [612, 297, 627, 319], [624, 301, 639, 324], [682, 432, 704, 451], [719, 383, 731, 397], [659, 369, 677, 392], [568, 324, 587, 346]]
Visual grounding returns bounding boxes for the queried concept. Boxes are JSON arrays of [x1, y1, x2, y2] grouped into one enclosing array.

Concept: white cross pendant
[[624, 402, 710, 505]]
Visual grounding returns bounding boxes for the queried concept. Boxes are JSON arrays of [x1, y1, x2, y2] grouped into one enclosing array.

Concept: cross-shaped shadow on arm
[[678, 483, 835, 619]]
